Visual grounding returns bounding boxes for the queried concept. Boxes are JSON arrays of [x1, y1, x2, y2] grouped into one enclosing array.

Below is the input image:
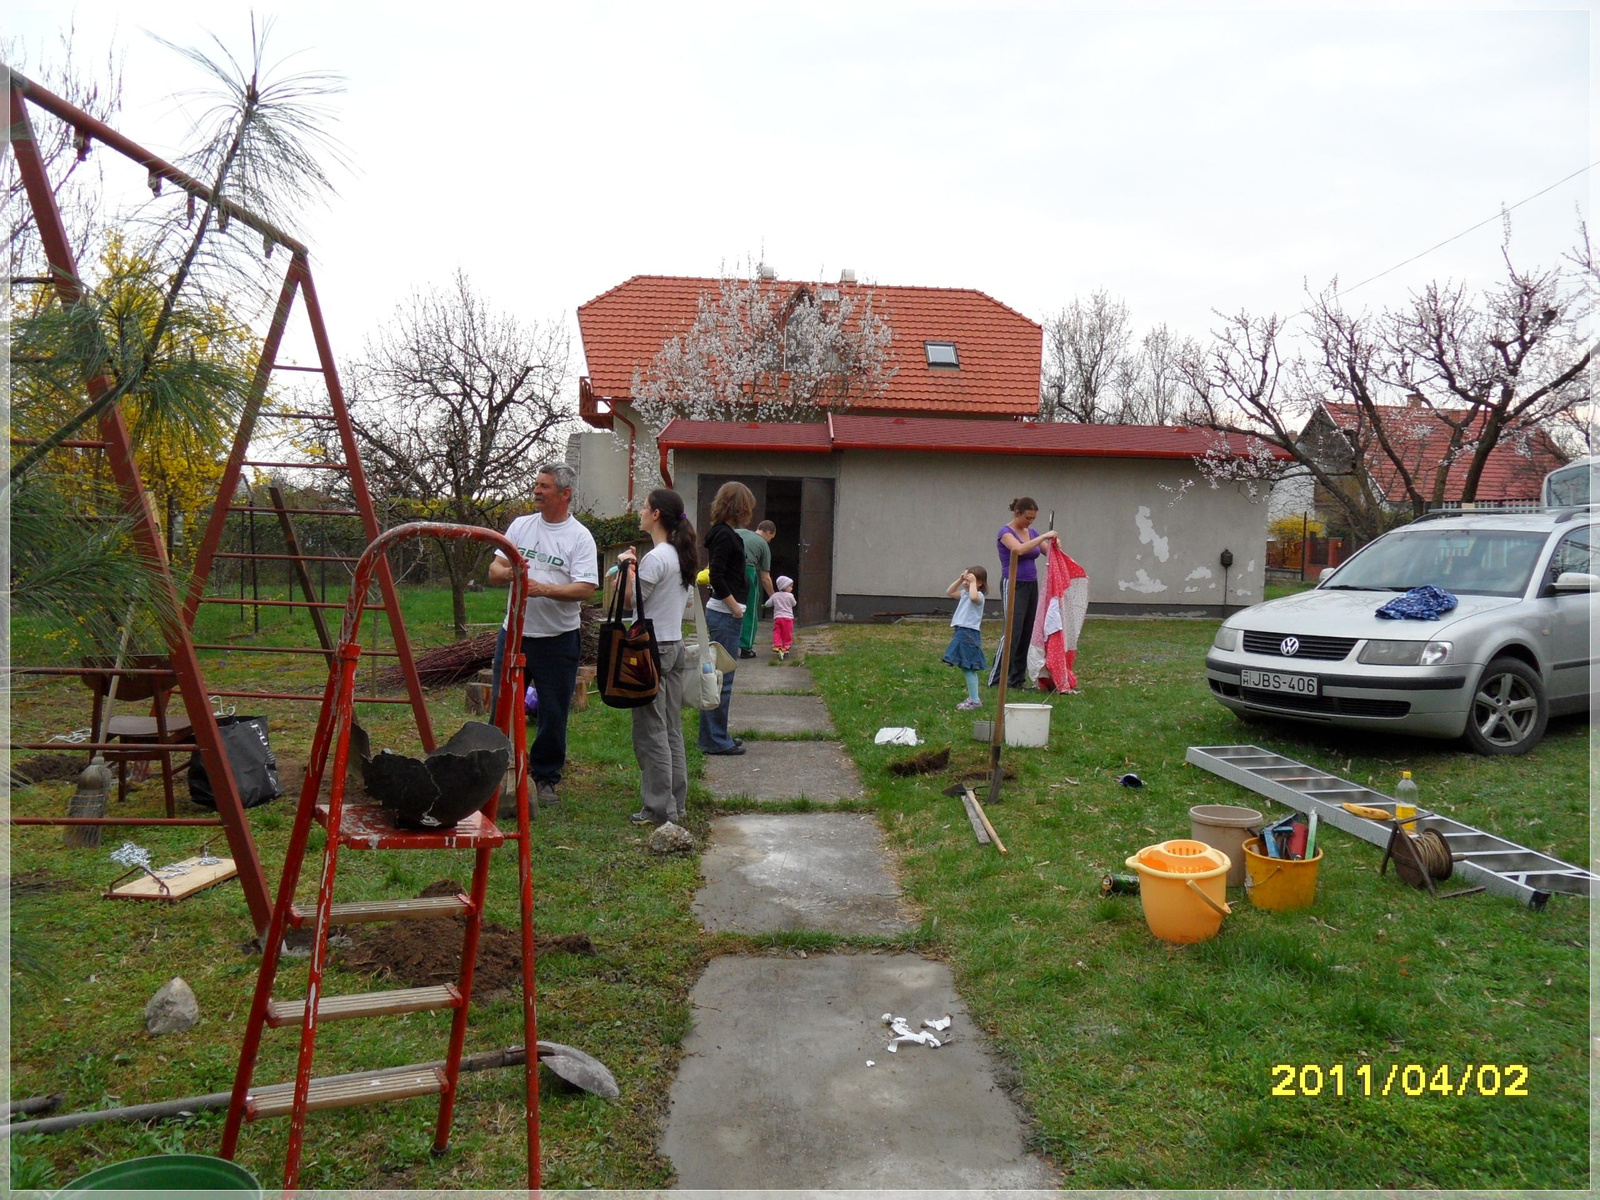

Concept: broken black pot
[[358, 720, 513, 830]]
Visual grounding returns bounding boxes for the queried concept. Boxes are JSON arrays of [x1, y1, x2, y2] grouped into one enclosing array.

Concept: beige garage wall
[[833, 451, 1267, 611]]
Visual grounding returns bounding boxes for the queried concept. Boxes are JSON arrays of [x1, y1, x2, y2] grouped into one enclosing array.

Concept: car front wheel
[[1463, 657, 1548, 755]]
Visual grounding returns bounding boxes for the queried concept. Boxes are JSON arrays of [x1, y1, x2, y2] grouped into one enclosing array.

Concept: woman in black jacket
[[698, 481, 755, 755]]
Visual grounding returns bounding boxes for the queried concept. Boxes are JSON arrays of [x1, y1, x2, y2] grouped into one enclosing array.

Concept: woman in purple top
[[994, 496, 1058, 688]]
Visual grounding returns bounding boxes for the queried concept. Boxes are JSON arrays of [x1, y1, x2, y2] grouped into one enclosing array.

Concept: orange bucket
[[1124, 840, 1232, 944], [1242, 837, 1323, 912]]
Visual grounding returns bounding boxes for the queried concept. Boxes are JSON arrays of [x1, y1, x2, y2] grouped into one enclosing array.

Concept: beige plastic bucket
[[1189, 804, 1263, 887], [1003, 703, 1051, 747]]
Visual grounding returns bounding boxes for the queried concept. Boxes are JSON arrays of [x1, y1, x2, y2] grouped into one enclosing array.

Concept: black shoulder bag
[[597, 560, 662, 708]]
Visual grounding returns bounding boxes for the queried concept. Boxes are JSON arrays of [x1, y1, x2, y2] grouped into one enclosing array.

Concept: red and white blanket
[[1027, 542, 1089, 692]]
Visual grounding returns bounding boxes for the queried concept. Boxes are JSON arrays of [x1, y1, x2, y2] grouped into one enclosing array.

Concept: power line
[[1338, 160, 1598, 297]]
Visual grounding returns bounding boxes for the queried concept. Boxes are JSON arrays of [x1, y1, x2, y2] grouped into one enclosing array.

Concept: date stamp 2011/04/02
[[1272, 1063, 1529, 1098]]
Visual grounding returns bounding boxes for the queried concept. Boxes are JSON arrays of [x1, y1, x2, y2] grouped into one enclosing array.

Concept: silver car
[[1206, 510, 1594, 755]]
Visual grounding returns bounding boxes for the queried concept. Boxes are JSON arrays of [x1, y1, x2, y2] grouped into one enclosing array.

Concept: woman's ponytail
[[648, 488, 699, 587]]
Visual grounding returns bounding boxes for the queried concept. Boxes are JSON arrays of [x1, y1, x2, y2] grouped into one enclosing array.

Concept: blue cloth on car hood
[[1375, 585, 1459, 621]]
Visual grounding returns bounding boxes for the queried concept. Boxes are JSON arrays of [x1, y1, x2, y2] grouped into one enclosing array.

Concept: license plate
[[1242, 668, 1319, 695]]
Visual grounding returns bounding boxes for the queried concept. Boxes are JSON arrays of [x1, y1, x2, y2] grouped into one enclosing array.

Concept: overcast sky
[[8, 2, 1594, 388]]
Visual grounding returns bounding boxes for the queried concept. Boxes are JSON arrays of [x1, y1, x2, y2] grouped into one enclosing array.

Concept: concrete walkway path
[[668, 631, 1055, 1188], [729, 693, 834, 736], [695, 813, 912, 935], [662, 954, 1057, 1189], [701, 739, 862, 804], [733, 662, 816, 693]]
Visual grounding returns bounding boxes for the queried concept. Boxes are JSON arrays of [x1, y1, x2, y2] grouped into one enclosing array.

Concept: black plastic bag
[[188, 715, 283, 809]]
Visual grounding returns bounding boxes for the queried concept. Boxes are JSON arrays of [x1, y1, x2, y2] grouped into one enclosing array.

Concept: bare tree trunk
[[435, 539, 471, 639], [1458, 406, 1507, 504]]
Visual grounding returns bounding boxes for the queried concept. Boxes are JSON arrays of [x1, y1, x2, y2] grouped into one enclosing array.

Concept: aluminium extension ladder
[[221, 524, 541, 1189], [1186, 744, 1596, 909]]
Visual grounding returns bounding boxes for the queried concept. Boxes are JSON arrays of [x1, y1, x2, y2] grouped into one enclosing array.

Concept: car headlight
[[1212, 626, 1239, 652], [1419, 641, 1453, 666], [1358, 640, 1452, 666]]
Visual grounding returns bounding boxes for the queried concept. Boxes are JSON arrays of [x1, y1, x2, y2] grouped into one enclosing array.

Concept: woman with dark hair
[[617, 488, 698, 826], [994, 496, 1058, 689], [698, 481, 755, 756]]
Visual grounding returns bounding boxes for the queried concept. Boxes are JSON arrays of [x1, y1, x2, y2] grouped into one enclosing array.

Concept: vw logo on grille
[[1281, 636, 1301, 656]]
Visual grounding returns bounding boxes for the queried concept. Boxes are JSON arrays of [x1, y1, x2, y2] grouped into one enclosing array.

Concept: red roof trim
[[655, 416, 1289, 461], [657, 419, 833, 455]]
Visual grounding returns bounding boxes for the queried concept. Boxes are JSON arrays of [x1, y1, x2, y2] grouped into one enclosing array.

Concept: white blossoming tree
[[629, 271, 896, 438]]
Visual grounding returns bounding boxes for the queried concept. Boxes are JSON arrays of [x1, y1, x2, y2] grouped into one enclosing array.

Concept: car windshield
[[1321, 528, 1548, 597]]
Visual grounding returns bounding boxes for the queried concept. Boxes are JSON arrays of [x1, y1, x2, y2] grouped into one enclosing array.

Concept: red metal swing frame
[[7, 72, 433, 937]]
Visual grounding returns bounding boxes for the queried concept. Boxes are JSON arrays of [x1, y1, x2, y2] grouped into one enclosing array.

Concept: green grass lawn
[[807, 618, 1589, 1189], [6, 593, 1590, 1189]]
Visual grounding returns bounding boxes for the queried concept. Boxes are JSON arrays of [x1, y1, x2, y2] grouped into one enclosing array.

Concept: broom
[[63, 617, 133, 849]]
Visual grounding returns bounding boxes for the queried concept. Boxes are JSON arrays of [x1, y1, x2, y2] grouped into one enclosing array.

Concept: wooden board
[[106, 856, 237, 902], [959, 789, 992, 844]]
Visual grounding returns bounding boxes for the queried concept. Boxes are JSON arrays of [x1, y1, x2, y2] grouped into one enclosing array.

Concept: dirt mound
[[890, 747, 949, 777], [336, 880, 595, 997], [11, 753, 89, 786]]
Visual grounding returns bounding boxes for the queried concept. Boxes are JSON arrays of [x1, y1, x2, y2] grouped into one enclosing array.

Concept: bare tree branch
[[339, 271, 571, 636]]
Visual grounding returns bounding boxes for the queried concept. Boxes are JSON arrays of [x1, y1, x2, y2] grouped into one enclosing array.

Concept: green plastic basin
[[57, 1153, 261, 1199]]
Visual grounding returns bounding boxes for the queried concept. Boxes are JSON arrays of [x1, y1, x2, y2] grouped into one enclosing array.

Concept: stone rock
[[145, 976, 199, 1035], [648, 822, 695, 854]]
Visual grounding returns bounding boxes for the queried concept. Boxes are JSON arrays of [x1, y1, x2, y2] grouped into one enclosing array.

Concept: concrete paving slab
[[701, 740, 861, 804], [695, 814, 913, 936], [729, 693, 834, 736], [732, 663, 816, 693], [663, 953, 1058, 1189]]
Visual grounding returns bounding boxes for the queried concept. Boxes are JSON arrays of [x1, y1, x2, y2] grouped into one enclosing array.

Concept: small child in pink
[[766, 575, 797, 659]]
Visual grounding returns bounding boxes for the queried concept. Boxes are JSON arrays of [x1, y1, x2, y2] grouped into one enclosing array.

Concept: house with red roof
[[1298, 400, 1569, 519], [569, 272, 1276, 620]]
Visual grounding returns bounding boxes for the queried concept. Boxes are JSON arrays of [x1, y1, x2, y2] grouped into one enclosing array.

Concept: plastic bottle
[[1394, 771, 1419, 821]]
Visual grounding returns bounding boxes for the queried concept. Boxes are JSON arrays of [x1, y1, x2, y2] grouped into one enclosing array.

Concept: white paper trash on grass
[[874, 727, 921, 746]]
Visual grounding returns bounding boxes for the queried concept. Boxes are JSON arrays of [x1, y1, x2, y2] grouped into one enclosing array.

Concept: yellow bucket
[[1242, 836, 1323, 912], [1125, 840, 1232, 944]]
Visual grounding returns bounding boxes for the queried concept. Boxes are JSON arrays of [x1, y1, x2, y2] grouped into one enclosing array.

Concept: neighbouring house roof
[[1308, 403, 1568, 503], [577, 275, 1043, 423], [657, 415, 1288, 461]]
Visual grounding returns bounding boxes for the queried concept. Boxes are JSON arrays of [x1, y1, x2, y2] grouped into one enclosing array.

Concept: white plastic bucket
[[1003, 703, 1051, 747], [1189, 803, 1263, 888]]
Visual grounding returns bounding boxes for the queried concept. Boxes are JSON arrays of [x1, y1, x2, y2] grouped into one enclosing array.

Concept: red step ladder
[[220, 523, 540, 1189]]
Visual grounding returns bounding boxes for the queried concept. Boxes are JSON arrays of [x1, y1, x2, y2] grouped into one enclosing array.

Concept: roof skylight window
[[924, 341, 960, 368]]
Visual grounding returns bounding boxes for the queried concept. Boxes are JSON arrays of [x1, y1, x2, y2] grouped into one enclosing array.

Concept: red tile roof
[[656, 415, 1287, 461], [1315, 403, 1568, 502], [577, 275, 1042, 418]]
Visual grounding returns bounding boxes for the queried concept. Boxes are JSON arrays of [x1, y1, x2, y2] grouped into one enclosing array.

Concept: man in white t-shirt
[[488, 462, 599, 813]]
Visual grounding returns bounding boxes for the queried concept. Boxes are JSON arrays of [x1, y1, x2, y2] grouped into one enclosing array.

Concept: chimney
[[839, 268, 856, 283], [758, 262, 776, 281]]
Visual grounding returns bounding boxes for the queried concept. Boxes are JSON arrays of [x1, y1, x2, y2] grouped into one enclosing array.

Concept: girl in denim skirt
[[942, 566, 988, 711]]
